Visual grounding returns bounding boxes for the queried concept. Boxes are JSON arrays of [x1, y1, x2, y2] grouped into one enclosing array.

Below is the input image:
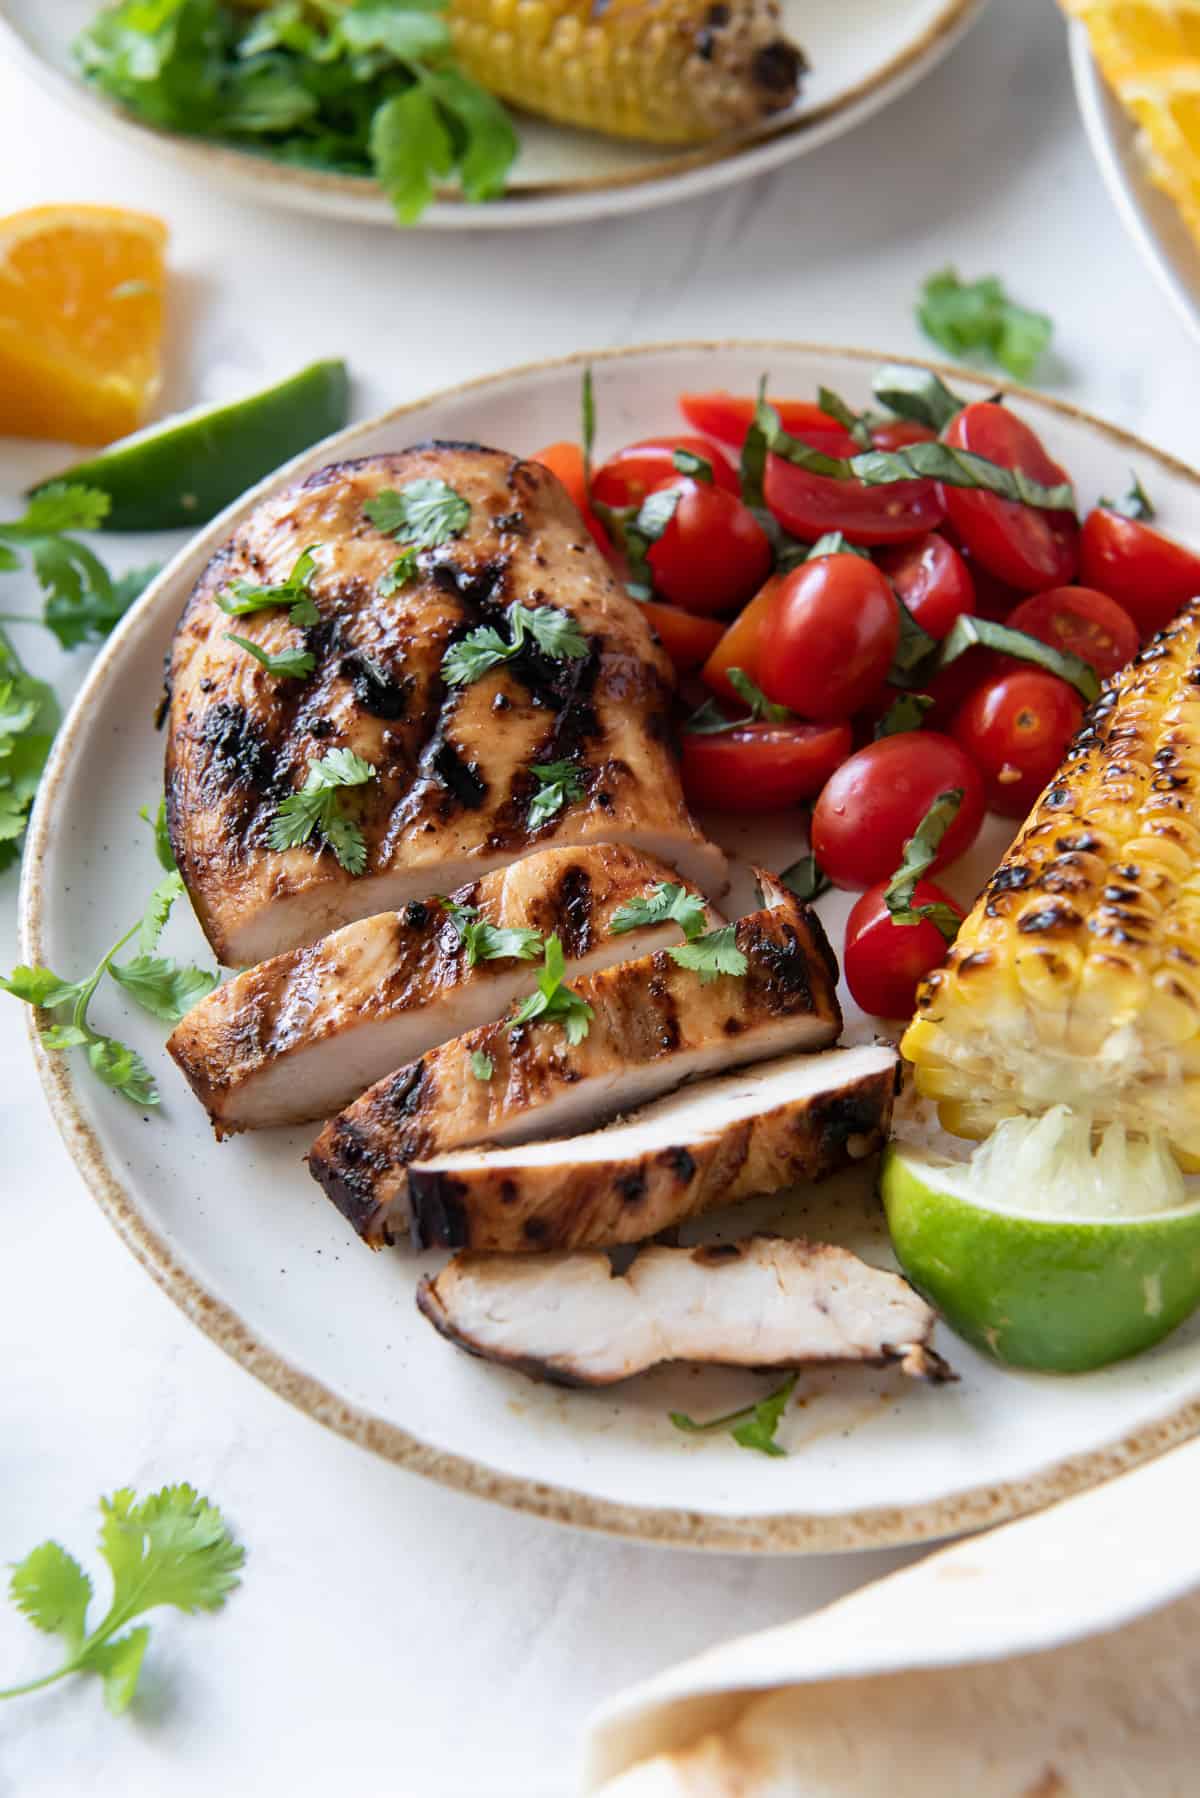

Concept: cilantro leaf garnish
[[917, 268, 1053, 381], [528, 758, 584, 827], [1099, 471, 1156, 522], [438, 897, 543, 968], [685, 666, 790, 736], [610, 881, 708, 940], [216, 546, 322, 626], [364, 479, 470, 549], [139, 794, 176, 873], [378, 547, 419, 597], [268, 747, 375, 874], [441, 601, 588, 687], [509, 934, 594, 1045], [667, 925, 748, 984], [223, 632, 315, 681], [883, 790, 964, 943], [671, 1372, 797, 1457], [469, 1049, 494, 1082], [0, 1484, 243, 1714]]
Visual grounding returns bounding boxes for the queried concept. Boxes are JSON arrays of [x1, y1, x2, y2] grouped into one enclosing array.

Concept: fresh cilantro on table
[[441, 601, 588, 687], [73, 0, 517, 224], [509, 934, 594, 1045], [916, 268, 1053, 382], [0, 1484, 243, 1714], [216, 545, 322, 626], [527, 758, 584, 827], [0, 485, 157, 650], [223, 632, 315, 681], [883, 790, 964, 943], [438, 898, 543, 967], [671, 1372, 798, 1457], [0, 632, 60, 873], [610, 881, 708, 941], [268, 747, 375, 874], [139, 795, 176, 873], [469, 1049, 494, 1082], [667, 924, 747, 985]]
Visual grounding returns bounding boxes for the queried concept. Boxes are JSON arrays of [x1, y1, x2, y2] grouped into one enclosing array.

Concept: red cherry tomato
[[844, 877, 964, 1018], [681, 720, 853, 812], [941, 403, 1079, 591], [811, 732, 986, 889], [871, 420, 938, 451], [533, 441, 611, 553], [758, 555, 900, 720], [700, 577, 781, 701], [638, 601, 724, 672], [646, 479, 773, 616], [591, 435, 739, 509], [1079, 508, 1200, 637], [951, 670, 1084, 817], [1005, 586, 1139, 682], [877, 532, 975, 639], [764, 453, 945, 547], [678, 391, 859, 458]]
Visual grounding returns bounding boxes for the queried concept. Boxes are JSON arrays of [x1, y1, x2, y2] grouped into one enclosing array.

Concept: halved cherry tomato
[[647, 478, 773, 616], [871, 420, 938, 452], [678, 391, 859, 457], [533, 440, 610, 553], [877, 531, 975, 639], [951, 670, 1083, 817], [639, 601, 724, 672], [1079, 508, 1200, 637], [699, 577, 781, 702], [591, 435, 739, 508], [759, 555, 900, 720], [1005, 586, 1138, 682], [844, 877, 964, 1018], [811, 732, 986, 889], [764, 454, 945, 547], [941, 402, 1079, 591], [681, 720, 853, 812]]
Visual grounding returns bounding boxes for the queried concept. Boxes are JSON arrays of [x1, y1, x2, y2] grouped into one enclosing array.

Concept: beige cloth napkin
[[585, 1438, 1200, 1794]]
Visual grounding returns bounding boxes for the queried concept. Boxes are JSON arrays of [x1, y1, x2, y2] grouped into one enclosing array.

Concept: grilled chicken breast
[[407, 1044, 896, 1254], [166, 443, 726, 966], [417, 1236, 949, 1387], [168, 844, 718, 1135], [309, 878, 843, 1246]]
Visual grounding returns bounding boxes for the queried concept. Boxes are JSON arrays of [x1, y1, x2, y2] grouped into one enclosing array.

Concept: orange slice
[[0, 205, 168, 448]]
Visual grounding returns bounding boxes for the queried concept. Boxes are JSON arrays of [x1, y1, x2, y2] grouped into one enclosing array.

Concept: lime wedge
[[35, 358, 349, 531], [881, 1137, 1200, 1372]]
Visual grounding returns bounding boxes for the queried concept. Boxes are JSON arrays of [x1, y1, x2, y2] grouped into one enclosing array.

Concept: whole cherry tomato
[[646, 478, 773, 616], [1079, 507, 1200, 637], [758, 555, 900, 720], [1005, 586, 1138, 682], [844, 877, 964, 1018], [877, 531, 975, 639], [591, 435, 739, 508], [678, 391, 859, 457], [533, 441, 610, 552], [638, 601, 725, 672], [941, 402, 1079, 591], [811, 732, 986, 889], [681, 720, 853, 812], [951, 670, 1084, 817]]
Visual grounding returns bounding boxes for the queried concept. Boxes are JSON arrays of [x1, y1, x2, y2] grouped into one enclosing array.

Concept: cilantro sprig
[[268, 747, 375, 874], [883, 790, 965, 943], [0, 1484, 243, 1714], [610, 880, 746, 983], [223, 633, 315, 681], [0, 632, 60, 874], [917, 267, 1053, 382], [528, 758, 584, 827], [216, 545, 322, 626], [671, 1372, 797, 1457], [439, 897, 543, 967], [0, 485, 158, 650], [441, 601, 588, 688], [509, 935, 594, 1045], [365, 478, 470, 550], [669, 925, 747, 984]]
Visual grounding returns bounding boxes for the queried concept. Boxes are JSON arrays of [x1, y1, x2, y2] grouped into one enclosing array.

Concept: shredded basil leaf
[[872, 364, 968, 432], [936, 615, 1100, 704], [883, 790, 964, 943]]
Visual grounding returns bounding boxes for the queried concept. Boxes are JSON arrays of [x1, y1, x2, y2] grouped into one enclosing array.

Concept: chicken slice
[[416, 1235, 950, 1387], [406, 1043, 896, 1254], [166, 444, 726, 965], [167, 844, 719, 1135], [308, 878, 844, 1246]]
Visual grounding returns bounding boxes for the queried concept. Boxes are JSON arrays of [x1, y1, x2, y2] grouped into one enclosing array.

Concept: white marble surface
[[0, 2, 1196, 1793]]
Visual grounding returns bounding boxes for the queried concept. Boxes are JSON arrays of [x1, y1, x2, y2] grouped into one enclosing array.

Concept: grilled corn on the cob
[[902, 598, 1200, 1170], [448, 0, 805, 144]]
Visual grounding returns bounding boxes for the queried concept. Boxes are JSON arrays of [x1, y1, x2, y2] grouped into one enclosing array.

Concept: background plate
[[0, 0, 984, 229], [22, 342, 1200, 1552]]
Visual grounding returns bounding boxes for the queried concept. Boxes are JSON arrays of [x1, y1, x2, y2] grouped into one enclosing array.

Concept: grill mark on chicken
[[339, 650, 411, 721]]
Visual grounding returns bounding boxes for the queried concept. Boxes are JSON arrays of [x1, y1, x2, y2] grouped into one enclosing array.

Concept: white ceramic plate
[[23, 343, 1200, 1553], [1, 0, 984, 229], [1068, 22, 1200, 343]]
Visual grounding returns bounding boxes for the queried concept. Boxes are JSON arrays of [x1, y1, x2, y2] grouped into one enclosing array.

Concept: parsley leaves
[[365, 478, 470, 550], [268, 748, 375, 874], [509, 934, 594, 1045], [216, 545, 321, 626], [528, 758, 584, 827], [439, 897, 543, 967], [0, 1484, 243, 1714], [223, 633, 315, 681], [611, 881, 708, 940], [883, 790, 965, 943], [441, 601, 588, 688], [917, 267, 1053, 382], [671, 1372, 798, 1457]]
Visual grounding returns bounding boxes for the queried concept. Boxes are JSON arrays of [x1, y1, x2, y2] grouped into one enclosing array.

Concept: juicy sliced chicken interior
[[166, 443, 726, 965], [167, 844, 719, 1135], [416, 1235, 951, 1388], [407, 1043, 896, 1254], [308, 879, 844, 1246]]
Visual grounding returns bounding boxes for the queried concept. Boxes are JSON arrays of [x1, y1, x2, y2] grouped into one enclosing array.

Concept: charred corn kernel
[[448, 0, 805, 144], [902, 599, 1200, 1168]]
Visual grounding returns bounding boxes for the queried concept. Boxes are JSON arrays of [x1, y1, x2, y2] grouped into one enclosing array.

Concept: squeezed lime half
[[881, 1139, 1200, 1372], [37, 358, 349, 531]]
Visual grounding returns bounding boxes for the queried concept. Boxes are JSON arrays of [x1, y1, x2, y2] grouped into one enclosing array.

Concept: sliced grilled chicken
[[309, 878, 843, 1246], [168, 844, 719, 1135], [416, 1236, 950, 1387], [166, 444, 726, 965], [407, 1043, 896, 1254]]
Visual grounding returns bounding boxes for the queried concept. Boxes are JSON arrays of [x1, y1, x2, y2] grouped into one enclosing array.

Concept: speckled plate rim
[[0, 0, 984, 228], [21, 340, 1200, 1554]]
